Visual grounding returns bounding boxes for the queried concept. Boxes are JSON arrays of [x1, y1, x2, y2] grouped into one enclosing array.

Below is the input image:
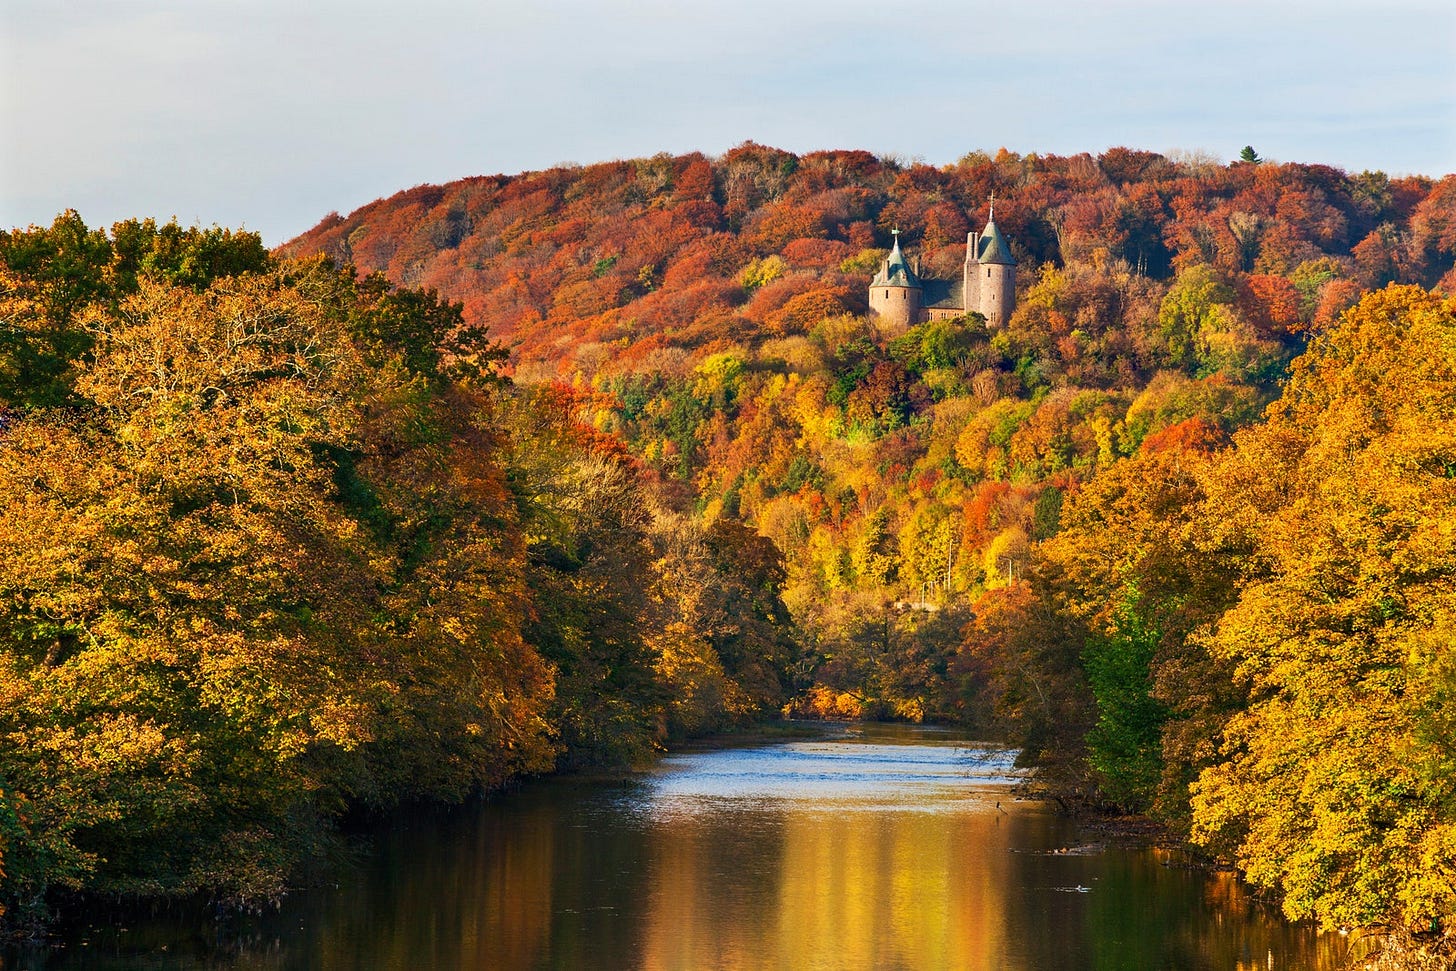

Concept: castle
[[868, 210, 1016, 332]]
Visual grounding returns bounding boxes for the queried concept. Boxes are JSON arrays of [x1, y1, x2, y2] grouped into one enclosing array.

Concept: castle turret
[[963, 230, 981, 317], [869, 231, 922, 333], [970, 212, 1016, 328]]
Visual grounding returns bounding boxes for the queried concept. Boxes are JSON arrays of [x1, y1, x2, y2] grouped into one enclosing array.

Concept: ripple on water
[[640, 739, 1025, 818]]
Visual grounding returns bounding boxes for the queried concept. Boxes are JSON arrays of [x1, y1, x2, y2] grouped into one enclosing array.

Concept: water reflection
[[9, 725, 1342, 971], [636, 737, 1023, 971]]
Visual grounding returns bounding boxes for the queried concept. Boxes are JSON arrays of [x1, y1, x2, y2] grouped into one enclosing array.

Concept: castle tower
[[970, 209, 1016, 328], [963, 230, 981, 316], [868, 230, 922, 333]]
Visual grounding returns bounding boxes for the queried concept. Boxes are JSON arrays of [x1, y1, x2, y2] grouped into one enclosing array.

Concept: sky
[[4, 0, 1455, 247]]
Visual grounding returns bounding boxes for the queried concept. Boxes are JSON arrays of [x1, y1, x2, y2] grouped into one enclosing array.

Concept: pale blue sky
[[4, 0, 1454, 246]]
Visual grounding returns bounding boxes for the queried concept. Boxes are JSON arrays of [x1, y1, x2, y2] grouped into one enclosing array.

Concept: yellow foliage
[[692, 349, 746, 403], [758, 336, 826, 373], [736, 255, 787, 290], [1189, 286, 1456, 930], [898, 504, 955, 593], [982, 528, 1030, 589], [791, 374, 839, 445], [0, 264, 562, 912], [652, 623, 751, 736]]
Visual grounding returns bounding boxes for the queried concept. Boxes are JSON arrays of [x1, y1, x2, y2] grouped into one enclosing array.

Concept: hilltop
[[282, 144, 1453, 375]]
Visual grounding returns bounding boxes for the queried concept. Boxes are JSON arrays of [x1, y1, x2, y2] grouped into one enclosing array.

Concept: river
[[9, 723, 1343, 970]]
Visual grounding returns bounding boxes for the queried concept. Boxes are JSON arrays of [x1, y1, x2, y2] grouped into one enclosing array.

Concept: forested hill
[[282, 144, 1455, 376], [278, 147, 1456, 723]]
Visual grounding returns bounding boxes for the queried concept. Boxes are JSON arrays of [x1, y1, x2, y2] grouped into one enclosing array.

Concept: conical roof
[[870, 235, 922, 289], [977, 219, 1015, 265]]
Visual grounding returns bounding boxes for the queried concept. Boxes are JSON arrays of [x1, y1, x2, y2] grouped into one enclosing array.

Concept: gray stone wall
[[963, 231, 981, 315], [981, 263, 1015, 328], [869, 285, 919, 333]]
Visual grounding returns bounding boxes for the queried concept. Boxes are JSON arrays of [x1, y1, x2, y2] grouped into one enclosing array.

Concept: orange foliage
[[1312, 277, 1366, 331], [1238, 273, 1302, 336], [276, 146, 1451, 385], [1138, 416, 1227, 455], [764, 286, 853, 336], [782, 684, 864, 720]]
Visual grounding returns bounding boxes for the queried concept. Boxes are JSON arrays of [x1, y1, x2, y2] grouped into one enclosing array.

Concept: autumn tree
[[0, 213, 269, 410], [500, 384, 665, 767], [1191, 286, 1456, 935], [0, 254, 552, 922]]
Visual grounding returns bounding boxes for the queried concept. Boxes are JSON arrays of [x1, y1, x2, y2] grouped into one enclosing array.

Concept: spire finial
[[989, 193, 995, 222]]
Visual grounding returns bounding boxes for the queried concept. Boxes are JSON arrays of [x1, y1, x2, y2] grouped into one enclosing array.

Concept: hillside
[[282, 145, 1456, 719], [283, 144, 1454, 370]]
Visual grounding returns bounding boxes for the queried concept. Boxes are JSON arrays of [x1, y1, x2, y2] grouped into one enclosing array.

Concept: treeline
[[283, 146, 1456, 952], [7, 142, 1456, 953], [0, 215, 796, 928]]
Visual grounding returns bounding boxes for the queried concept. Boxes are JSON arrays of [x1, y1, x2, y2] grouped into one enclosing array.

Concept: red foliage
[[276, 146, 1449, 377], [1239, 273, 1302, 336], [781, 237, 851, 269], [1351, 230, 1399, 288], [1138, 417, 1227, 455], [1098, 147, 1167, 185], [1411, 175, 1456, 257], [634, 279, 741, 335], [662, 240, 720, 290], [923, 203, 970, 250]]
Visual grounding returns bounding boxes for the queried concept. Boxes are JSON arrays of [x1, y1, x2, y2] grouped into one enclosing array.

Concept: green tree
[[1157, 264, 1236, 370], [1082, 586, 1167, 809], [0, 213, 273, 411], [0, 212, 112, 408]]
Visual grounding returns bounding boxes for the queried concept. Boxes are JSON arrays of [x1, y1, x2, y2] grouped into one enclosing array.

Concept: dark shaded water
[[7, 724, 1343, 970]]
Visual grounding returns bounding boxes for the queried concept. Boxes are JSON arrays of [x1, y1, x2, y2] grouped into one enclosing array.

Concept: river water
[[11, 724, 1343, 971]]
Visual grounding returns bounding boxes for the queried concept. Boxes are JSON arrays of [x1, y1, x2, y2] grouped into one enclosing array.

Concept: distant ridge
[[280, 144, 1452, 379]]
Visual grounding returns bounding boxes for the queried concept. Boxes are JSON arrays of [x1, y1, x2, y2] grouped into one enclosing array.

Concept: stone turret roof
[[977, 219, 1015, 265], [870, 236, 922, 289]]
